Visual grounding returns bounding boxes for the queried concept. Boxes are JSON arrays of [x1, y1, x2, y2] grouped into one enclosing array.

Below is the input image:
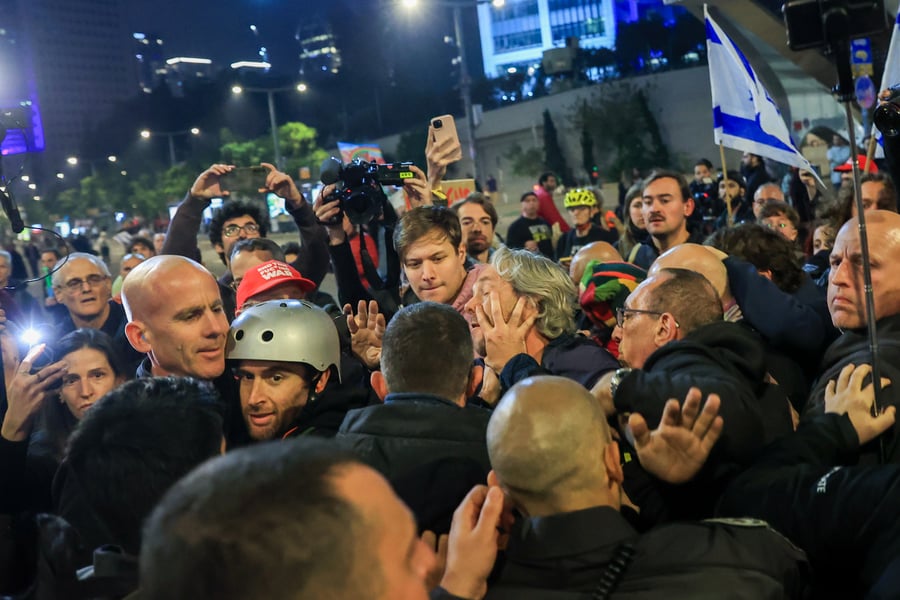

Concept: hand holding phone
[[220, 166, 269, 195], [429, 115, 463, 163]]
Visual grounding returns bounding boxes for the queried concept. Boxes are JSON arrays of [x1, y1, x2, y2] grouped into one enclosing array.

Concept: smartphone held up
[[220, 166, 268, 195], [429, 115, 463, 163]]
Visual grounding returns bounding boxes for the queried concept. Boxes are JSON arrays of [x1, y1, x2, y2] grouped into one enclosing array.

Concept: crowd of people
[[0, 123, 899, 599]]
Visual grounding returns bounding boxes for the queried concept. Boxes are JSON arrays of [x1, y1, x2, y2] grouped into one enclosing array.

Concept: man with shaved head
[[807, 210, 900, 461], [568, 240, 621, 287], [122, 255, 229, 379], [484, 375, 809, 598]]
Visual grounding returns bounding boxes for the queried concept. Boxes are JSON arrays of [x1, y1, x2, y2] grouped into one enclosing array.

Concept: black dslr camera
[[320, 157, 414, 225], [874, 86, 900, 138]]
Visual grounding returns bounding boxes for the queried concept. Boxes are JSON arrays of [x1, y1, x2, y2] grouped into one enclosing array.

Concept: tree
[[505, 143, 544, 179], [580, 123, 597, 184], [572, 82, 671, 182], [543, 110, 575, 186]]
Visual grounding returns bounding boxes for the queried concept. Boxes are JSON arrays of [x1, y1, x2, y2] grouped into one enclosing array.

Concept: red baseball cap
[[834, 154, 879, 173], [236, 260, 315, 310]]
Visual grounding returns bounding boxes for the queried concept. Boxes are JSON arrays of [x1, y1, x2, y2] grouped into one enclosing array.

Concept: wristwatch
[[609, 368, 633, 397]]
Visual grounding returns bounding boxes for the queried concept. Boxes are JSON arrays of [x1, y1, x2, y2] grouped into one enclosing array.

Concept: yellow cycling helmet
[[564, 188, 598, 209]]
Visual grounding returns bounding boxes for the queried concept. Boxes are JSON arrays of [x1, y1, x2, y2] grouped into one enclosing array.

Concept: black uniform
[[718, 413, 900, 598], [485, 505, 810, 599]]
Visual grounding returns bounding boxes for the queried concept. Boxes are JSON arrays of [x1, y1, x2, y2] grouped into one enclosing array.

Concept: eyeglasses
[[61, 274, 108, 291], [222, 223, 260, 238], [615, 307, 679, 328]]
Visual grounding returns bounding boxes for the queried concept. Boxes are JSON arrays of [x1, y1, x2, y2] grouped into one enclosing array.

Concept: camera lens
[[433, 119, 443, 129], [874, 102, 900, 138]]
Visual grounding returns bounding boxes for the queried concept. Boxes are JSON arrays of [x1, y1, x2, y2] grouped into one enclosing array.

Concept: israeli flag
[[705, 6, 821, 181]]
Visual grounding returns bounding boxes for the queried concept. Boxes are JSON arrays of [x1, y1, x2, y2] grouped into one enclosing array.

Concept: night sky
[[123, 0, 328, 73]]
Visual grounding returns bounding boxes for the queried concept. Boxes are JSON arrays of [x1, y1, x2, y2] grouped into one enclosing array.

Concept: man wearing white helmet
[[227, 299, 345, 441]]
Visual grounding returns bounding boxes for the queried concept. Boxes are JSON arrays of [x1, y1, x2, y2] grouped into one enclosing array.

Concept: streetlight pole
[[232, 84, 307, 171], [266, 90, 281, 170], [401, 0, 504, 183], [452, 4, 478, 182], [140, 128, 200, 167]]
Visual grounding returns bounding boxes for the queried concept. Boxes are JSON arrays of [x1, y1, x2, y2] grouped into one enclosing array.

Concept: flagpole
[[824, 8, 883, 432], [865, 135, 877, 174], [718, 143, 734, 227]]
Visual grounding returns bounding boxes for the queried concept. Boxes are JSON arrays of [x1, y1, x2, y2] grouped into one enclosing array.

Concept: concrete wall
[[373, 64, 841, 207]]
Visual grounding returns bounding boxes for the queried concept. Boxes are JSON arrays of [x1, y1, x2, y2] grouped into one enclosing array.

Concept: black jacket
[[614, 320, 794, 521], [336, 392, 491, 479], [805, 314, 900, 463], [718, 413, 900, 597], [499, 333, 619, 394], [486, 505, 810, 599], [54, 301, 144, 377]]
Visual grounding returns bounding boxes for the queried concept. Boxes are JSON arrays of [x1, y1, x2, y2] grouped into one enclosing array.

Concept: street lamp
[[400, 0, 505, 182], [139, 128, 201, 167], [231, 83, 307, 170], [66, 154, 118, 177]]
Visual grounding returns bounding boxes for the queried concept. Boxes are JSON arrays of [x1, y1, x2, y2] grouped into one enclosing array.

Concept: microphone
[[0, 187, 24, 233]]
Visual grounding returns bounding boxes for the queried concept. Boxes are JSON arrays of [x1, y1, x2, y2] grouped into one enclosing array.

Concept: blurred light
[[27, 183, 36, 190], [232, 85, 243, 94], [250, 25, 257, 33], [401, 0, 417, 7], [108, 155, 117, 162], [56, 173, 64, 179], [166, 57, 211, 65], [133, 32, 146, 40], [20, 328, 41, 346], [492, 0, 505, 7], [32, 195, 40, 201], [230, 61, 271, 70], [20, 175, 29, 182], [190, 127, 200, 135], [140, 129, 151, 138], [120, 170, 128, 176], [297, 83, 308, 93], [66, 156, 78, 165], [507, 67, 517, 74], [115, 212, 126, 223]]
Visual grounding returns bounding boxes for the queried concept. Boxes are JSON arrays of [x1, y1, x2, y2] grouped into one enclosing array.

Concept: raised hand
[[260, 162, 303, 208], [825, 363, 895, 445], [1, 344, 69, 442], [344, 300, 385, 370], [476, 293, 535, 374], [627, 387, 724, 484], [190, 163, 234, 200], [403, 165, 431, 209], [440, 485, 505, 600]]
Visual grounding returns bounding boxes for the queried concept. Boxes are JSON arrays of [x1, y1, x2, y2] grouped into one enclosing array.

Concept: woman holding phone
[[0, 328, 129, 514]]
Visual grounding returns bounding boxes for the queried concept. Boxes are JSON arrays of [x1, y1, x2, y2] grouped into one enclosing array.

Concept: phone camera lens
[[433, 120, 443, 128]]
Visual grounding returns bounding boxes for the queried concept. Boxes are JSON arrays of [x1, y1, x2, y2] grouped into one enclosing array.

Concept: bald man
[[808, 210, 900, 461], [483, 375, 809, 598], [568, 241, 621, 286], [122, 255, 229, 379]]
